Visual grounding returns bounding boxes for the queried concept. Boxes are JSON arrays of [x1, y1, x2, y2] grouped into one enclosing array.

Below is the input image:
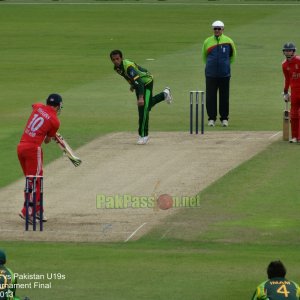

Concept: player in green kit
[[251, 260, 300, 300], [0, 250, 25, 300], [110, 50, 172, 145]]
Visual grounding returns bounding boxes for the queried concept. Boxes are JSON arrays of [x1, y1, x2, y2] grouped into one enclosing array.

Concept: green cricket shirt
[[114, 59, 153, 96], [252, 278, 300, 300]]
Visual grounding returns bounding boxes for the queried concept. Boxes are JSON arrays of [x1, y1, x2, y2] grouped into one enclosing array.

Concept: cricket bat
[[283, 101, 290, 141], [54, 133, 82, 167]]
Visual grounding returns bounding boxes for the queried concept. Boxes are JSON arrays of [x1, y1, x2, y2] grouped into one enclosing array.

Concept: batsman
[[17, 94, 63, 223], [282, 42, 300, 143]]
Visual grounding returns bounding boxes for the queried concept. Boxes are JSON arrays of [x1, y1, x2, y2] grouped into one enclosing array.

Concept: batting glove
[[283, 92, 290, 102]]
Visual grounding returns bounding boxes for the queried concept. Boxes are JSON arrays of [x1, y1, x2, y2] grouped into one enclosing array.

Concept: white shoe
[[221, 120, 229, 127], [163, 87, 172, 104], [137, 136, 149, 145], [143, 136, 149, 144], [137, 136, 144, 144], [36, 211, 48, 222], [19, 212, 33, 224], [208, 120, 215, 127], [289, 138, 297, 143]]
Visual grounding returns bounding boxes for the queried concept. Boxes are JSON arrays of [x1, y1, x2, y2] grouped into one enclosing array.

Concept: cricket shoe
[[221, 120, 229, 127], [143, 136, 149, 144], [208, 120, 215, 127], [36, 211, 48, 222], [163, 87, 172, 104], [19, 212, 33, 225], [137, 136, 149, 145], [289, 138, 297, 143], [137, 136, 144, 145]]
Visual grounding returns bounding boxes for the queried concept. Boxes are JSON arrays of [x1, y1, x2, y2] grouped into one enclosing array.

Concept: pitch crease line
[[269, 131, 281, 139], [124, 222, 147, 242]]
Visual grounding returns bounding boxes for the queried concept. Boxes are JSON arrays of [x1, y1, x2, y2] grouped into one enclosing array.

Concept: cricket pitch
[[0, 131, 280, 242]]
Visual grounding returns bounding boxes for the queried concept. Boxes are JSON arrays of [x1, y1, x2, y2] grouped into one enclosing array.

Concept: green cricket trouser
[[137, 81, 165, 137]]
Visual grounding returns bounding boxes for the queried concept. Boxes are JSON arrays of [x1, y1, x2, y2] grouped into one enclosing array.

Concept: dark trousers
[[136, 81, 165, 137], [205, 76, 230, 121]]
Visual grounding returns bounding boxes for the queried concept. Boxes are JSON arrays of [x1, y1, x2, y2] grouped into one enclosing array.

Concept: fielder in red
[[17, 94, 63, 222], [282, 42, 300, 143]]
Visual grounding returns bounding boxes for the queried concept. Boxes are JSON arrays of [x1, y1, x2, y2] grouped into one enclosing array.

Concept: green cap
[[0, 250, 6, 265]]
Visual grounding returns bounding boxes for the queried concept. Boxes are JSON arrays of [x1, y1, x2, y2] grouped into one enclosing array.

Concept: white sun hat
[[212, 20, 224, 28]]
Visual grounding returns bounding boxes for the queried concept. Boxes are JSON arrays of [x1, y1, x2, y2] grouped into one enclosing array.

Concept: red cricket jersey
[[20, 103, 60, 146], [282, 55, 300, 92]]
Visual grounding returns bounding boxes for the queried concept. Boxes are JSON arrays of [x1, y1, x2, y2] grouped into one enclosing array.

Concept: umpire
[[202, 20, 236, 127]]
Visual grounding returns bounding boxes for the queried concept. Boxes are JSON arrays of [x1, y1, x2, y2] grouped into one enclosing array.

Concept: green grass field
[[1, 1, 300, 299]]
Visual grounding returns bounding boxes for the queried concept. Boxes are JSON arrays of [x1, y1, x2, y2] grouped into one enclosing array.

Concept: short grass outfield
[[1, 240, 300, 299], [1, 1, 300, 299]]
